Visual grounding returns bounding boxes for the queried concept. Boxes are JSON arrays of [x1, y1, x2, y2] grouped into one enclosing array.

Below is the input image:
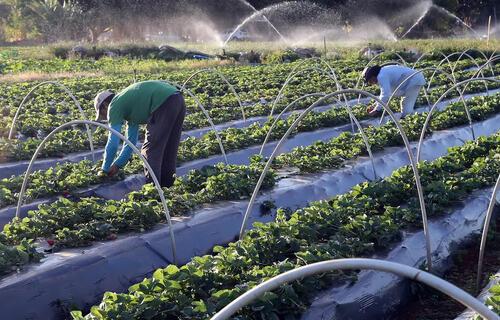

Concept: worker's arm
[[102, 122, 123, 172], [376, 74, 392, 111], [112, 123, 139, 168]]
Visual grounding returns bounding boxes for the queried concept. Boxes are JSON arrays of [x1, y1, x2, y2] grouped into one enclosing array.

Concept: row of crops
[[0, 49, 498, 319], [0, 93, 498, 211], [0, 56, 494, 161]]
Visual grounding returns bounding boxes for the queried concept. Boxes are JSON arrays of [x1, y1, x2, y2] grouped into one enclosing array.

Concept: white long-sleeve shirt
[[376, 65, 426, 109]]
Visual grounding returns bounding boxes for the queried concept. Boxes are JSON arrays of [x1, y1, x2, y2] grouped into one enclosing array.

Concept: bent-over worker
[[94, 80, 185, 187], [363, 64, 426, 118]]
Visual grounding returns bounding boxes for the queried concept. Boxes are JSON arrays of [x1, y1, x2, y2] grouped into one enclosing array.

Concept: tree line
[[0, 0, 497, 44]]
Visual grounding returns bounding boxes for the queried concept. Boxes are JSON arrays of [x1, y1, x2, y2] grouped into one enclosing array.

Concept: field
[[0, 39, 499, 320]]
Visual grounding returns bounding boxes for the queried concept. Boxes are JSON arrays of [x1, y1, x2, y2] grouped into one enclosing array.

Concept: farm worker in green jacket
[[94, 80, 186, 187]]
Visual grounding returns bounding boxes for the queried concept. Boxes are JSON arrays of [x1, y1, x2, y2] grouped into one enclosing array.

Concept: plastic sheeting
[[2, 88, 496, 179], [3, 98, 500, 229], [455, 268, 500, 319], [3, 88, 497, 224], [302, 191, 500, 320], [0, 109, 498, 319], [0, 98, 361, 179]]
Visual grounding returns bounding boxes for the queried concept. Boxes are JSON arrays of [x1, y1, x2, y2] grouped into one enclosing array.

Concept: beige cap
[[94, 90, 115, 121]]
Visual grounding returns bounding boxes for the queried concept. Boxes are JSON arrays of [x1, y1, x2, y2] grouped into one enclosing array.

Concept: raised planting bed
[[394, 210, 500, 320], [1, 58, 494, 162], [0, 126, 498, 319], [302, 189, 500, 320], [64, 135, 499, 320], [1, 90, 499, 238], [1, 89, 499, 247], [2, 73, 490, 176], [1, 88, 498, 218]]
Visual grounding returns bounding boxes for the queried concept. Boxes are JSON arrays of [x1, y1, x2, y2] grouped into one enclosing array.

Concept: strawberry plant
[[1, 57, 495, 161], [1, 92, 498, 212], [70, 135, 500, 319], [1, 162, 276, 250]]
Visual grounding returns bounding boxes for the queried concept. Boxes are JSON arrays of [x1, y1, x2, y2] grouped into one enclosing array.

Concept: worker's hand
[[107, 165, 120, 177]]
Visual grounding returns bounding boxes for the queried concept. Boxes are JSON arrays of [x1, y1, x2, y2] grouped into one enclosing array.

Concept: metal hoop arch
[[476, 174, 500, 292], [269, 66, 340, 118], [259, 92, 378, 180], [451, 49, 494, 76], [448, 51, 490, 93], [412, 52, 433, 68], [286, 56, 337, 77], [428, 51, 490, 93], [15, 120, 178, 264], [275, 57, 357, 132], [8, 81, 96, 161], [239, 89, 433, 271], [259, 93, 326, 156], [412, 52, 454, 69], [456, 54, 500, 100], [210, 258, 499, 320], [181, 68, 246, 122], [416, 77, 500, 162]]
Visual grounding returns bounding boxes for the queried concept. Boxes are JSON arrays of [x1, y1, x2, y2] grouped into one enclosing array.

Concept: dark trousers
[[141, 92, 186, 187]]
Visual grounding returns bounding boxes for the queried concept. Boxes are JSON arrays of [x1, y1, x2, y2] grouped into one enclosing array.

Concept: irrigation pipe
[[15, 120, 178, 264], [210, 258, 499, 320], [239, 89, 433, 271]]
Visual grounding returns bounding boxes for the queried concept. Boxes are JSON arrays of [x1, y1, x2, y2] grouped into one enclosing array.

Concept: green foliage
[[262, 49, 301, 64], [0, 237, 42, 276], [0, 55, 493, 163], [1, 90, 498, 213], [72, 134, 500, 319], [1, 162, 276, 250]]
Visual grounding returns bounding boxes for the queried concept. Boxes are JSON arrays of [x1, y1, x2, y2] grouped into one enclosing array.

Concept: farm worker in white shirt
[[363, 65, 426, 118]]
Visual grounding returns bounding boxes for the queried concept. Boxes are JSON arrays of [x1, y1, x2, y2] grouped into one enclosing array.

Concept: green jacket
[[108, 80, 178, 125], [102, 80, 178, 172]]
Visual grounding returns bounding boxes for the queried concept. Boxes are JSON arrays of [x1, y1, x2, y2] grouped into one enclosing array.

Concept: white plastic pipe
[[416, 77, 500, 162], [8, 81, 95, 161], [181, 68, 246, 121], [259, 92, 378, 180], [476, 174, 500, 292], [239, 89, 433, 271], [210, 258, 499, 320], [15, 120, 178, 264]]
